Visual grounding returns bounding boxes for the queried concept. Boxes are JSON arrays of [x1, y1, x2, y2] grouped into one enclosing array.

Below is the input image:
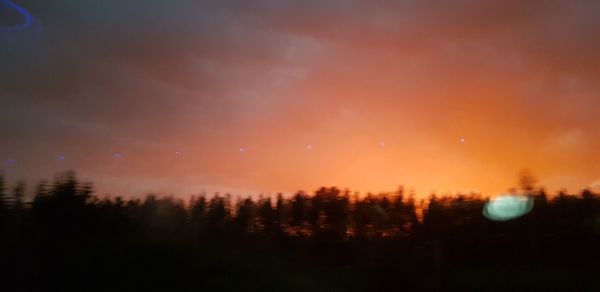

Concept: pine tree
[[0, 175, 7, 213], [11, 180, 25, 211]]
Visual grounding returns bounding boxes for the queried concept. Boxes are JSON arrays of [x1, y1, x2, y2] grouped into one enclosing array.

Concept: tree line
[[0, 171, 599, 291]]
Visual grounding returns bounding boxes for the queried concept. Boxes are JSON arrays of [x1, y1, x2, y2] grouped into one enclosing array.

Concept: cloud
[[1, 0, 600, 194]]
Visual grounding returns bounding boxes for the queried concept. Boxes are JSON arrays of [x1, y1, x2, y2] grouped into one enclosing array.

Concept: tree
[[234, 197, 255, 233], [258, 197, 277, 234], [290, 192, 309, 236], [0, 175, 7, 214], [519, 169, 537, 194], [11, 180, 25, 211], [190, 194, 207, 233], [275, 193, 285, 230], [29, 171, 94, 235], [310, 187, 349, 239], [207, 194, 228, 233], [32, 180, 49, 210]]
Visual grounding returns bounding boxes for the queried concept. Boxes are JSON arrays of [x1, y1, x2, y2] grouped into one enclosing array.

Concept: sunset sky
[[1, 0, 599, 198]]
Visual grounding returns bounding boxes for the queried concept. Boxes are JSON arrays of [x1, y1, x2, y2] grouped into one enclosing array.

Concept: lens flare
[[0, 0, 37, 32], [483, 194, 534, 221]]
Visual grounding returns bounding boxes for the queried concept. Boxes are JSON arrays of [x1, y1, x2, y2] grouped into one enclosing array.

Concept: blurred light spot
[[239, 147, 246, 153], [0, 0, 37, 32], [483, 194, 533, 221], [114, 153, 122, 159], [306, 144, 313, 150], [460, 137, 466, 143], [4, 158, 16, 172], [57, 155, 65, 161]]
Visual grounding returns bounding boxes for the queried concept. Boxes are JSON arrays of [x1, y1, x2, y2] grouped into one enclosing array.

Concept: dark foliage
[[0, 171, 599, 291]]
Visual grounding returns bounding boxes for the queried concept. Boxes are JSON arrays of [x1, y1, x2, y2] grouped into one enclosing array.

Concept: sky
[[1, 0, 600, 198]]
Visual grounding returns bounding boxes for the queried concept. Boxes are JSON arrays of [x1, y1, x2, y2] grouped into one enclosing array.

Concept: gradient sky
[[1, 0, 600, 198]]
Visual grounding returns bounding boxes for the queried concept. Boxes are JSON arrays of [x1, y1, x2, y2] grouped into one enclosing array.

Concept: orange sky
[[1, 0, 600, 198]]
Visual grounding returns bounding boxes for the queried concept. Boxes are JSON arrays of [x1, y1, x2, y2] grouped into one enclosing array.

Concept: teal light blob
[[483, 194, 534, 221]]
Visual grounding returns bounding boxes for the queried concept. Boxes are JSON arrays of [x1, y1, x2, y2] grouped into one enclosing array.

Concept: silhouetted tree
[[310, 187, 349, 239], [289, 191, 310, 236], [234, 197, 255, 234], [0, 175, 7, 214], [28, 171, 94, 235], [11, 180, 25, 210], [519, 169, 537, 194], [190, 194, 207, 233], [274, 193, 285, 233], [207, 194, 229, 233], [352, 194, 370, 239], [258, 197, 278, 234]]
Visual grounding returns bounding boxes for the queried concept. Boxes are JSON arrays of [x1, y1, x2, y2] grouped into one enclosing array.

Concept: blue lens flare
[[0, 0, 37, 32], [483, 194, 534, 221]]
